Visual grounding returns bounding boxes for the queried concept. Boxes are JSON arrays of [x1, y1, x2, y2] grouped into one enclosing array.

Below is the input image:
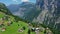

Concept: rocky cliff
[[33, 0, 60, 34]]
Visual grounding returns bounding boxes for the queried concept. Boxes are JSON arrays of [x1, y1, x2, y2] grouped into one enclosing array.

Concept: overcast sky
[[0, 0, 36, 6]]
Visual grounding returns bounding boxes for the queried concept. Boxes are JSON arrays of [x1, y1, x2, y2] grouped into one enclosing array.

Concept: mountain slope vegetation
[[7, 2, 41, 22], [0, 3, 29, 34], [0, 3, 45, 34]]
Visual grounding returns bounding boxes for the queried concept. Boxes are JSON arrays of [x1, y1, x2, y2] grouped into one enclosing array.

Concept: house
[[1, 28, 6, 32]]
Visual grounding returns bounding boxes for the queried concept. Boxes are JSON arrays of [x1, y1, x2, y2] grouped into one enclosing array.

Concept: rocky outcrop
[[33, 0, 60, 31]]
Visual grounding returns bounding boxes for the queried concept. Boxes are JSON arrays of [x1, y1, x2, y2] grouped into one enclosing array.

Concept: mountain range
[[7, 2, 41, 22], [1, 0, 60, 34]]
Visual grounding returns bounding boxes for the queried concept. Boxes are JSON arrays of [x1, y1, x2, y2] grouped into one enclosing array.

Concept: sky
[[0, 0, 36, 6]]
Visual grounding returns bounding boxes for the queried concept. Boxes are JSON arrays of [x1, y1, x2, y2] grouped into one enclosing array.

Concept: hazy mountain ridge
[[7, 2, 41, 22]]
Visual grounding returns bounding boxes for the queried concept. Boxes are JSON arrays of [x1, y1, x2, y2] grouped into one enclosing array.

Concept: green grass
[[31, 32, 36, 34], [0, 12, 45, 34], [0, 12, 5, 18], [0, 21, 28, 34], [40, 32, 44, 34], [0, 12, 28, 34]]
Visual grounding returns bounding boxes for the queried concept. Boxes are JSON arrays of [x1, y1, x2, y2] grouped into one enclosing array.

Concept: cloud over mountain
[[21, 0, 29, 2]]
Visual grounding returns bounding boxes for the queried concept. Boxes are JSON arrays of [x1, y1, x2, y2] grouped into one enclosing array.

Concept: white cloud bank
[[12, 0, 29, 3], [21, 0, 29, 2]]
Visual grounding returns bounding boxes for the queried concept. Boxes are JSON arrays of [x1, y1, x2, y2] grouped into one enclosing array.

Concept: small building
[[31, 28, 35, 31], [36, 28, 40, 30], [1, 28, 6, 32], [18, 29, 24, 32], [35, 28, 40, 32], [46, 27, 49, 30], [7, 21, 11, 26]]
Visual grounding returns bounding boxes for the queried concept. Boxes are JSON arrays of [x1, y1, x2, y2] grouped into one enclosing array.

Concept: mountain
[[0, 3, 12, 15], [7, 2, 41, 22], [33, 0, 60, 34], [7, 1, 60, 34], [0, 3, 30, 34]]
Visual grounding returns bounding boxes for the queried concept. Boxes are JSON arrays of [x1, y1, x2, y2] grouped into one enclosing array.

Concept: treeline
[[0, 8, 29, 23]]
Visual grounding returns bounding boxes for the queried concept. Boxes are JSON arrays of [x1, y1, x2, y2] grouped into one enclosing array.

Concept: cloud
[[12, 0, 29, 2], [12, 0, 18, 2], [21, 0, 29, 2]]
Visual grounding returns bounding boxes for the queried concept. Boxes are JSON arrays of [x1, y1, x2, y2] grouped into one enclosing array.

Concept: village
[[0, 11, 53, 34]]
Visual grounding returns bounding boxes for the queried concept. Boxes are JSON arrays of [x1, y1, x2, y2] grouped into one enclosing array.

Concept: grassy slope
[[0, 12, 29, 34], [0, 22, 28, 34], [0, 11, 45, 34], [0, 3, 44, 34]]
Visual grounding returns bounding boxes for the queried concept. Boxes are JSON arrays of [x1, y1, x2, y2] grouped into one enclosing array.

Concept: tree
[[28, 29, 31, 34], [44, 29, 46, 34], [23, 26, 26, 30]]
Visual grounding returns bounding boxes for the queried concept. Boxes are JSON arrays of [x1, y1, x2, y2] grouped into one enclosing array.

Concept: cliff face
[[33, 0, 60, 30]]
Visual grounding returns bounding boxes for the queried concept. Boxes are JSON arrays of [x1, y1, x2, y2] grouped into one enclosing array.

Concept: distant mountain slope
[[7, 2, 41, 22], [0, 3, 28, 22], [7, 2, 35, 17]]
